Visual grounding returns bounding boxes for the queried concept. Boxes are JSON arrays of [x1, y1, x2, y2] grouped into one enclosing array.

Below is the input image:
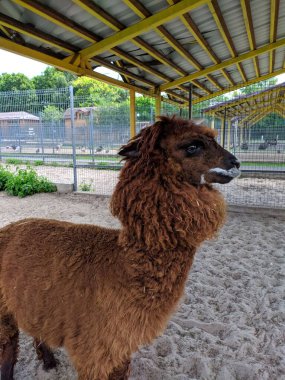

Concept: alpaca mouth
[[208, 167, 241, 183]]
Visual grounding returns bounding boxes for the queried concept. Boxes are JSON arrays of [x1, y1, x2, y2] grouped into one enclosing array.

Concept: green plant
[[34, 160, 44, 166], [0, 166, 13, 191], [50, 161, 59, 167], [6, 158, 24, 165], [79, 181, 93, 191], [5, 167, 56, 198]]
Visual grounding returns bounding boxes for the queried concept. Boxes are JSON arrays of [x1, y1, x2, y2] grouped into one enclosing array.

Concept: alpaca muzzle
[[205, 156, 241, 184]]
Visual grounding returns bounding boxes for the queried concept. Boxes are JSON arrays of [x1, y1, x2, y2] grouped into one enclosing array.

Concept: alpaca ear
[[118, 140, 140, 158]]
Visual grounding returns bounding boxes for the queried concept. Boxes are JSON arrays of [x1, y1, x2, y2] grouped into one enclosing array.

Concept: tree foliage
[[32, 67, 75, 89], [73, 77, 128, 106], [240, 78, 278, 95], [0, 73, 34, 92]]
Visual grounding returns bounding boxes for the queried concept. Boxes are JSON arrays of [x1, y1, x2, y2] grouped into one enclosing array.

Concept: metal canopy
[[203, 82, 285, 127], [0, 0, 284, 105]]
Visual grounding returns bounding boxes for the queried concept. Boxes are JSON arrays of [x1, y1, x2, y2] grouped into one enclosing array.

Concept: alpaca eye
[[187, 145, 198, 154]]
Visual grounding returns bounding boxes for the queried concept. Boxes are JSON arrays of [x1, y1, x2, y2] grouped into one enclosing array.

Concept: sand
[[0, 192, 284, 380]]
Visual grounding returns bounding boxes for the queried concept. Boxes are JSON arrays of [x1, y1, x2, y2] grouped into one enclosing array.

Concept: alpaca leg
[[33, 339, 57, 371], [108, 359, 131, 380], [0, 314, 19, 380]]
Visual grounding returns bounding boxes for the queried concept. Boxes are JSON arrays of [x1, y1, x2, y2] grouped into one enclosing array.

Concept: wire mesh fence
[[0, 84, 284, 208]]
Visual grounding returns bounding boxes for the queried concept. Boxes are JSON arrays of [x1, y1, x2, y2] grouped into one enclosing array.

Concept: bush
[[79, 181, 92, 191], [34, 160, 44, 166], [6, 158, 24, 165], [0, 166, 13, 191], [5, 167, 57, 198]]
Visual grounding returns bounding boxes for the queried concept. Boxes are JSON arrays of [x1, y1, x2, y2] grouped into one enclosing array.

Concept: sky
[[0, 48, 285, 85], [0, 49, 121, 80]]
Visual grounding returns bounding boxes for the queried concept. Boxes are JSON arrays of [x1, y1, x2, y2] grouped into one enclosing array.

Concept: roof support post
[[188, 83, 193, 119], [221, 108, 227, 148], [227, 118, 231, 150], [155, 93, 161, 118], [130, 88, 136, 138]]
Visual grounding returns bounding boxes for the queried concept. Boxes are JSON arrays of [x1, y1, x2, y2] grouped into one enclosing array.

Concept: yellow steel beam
[[240, 0, 260, 77], [274, 107, 285, 119], [238, 106, 269, 126], [75, 0, 188, 77], [0, 13, 74, 53], [73, 0, 122, 32], [0, 36, 154, 95], [12, 0, 96, 42], [76, 0, 213, 95], [17, 0, 187, 87], [125, 0, 203, 72], [78, 0, 207, 59], [130, 89, 136, 138], [12, 0, 174, 85], [0, 24, 12, 38], [208, 0, 245, 84], [131, 38, 187, 77], [194, 71, 285, 105], [160, 38, 285, 91], [269, 0, 280, 73], [166, 0, 231, 88], [247, 106, 274, 127], [203, 86, 283, 114]]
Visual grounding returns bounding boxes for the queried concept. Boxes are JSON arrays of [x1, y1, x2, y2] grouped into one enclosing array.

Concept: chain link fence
[[0, 85, 284, 209]]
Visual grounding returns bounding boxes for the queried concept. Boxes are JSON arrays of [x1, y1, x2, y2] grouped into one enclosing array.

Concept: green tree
[[240, 78, 278, 95], [0, 73, 34, 91], [32, 67, 75, 89], [73, 77, 128, 106], [42, 105, 63, 121], [136, 96, 155, 121]]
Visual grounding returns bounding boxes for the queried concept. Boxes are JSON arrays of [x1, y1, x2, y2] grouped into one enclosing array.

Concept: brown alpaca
[[0, 116, 240, 380]]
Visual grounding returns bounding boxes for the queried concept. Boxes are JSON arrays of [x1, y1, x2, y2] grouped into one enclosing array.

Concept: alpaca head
[[119, 116, 240, 186]]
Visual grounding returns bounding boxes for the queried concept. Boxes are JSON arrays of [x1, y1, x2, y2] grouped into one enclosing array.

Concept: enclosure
[[0, 83, 284, 209]]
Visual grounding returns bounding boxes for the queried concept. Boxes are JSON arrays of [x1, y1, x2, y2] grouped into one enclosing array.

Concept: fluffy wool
[[0, 116, 239, 380]]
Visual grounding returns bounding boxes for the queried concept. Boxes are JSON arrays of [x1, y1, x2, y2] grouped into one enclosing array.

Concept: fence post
[[0, 126, 2, 161], [39, 115, 45, 162], [70, 86, 78, 191]]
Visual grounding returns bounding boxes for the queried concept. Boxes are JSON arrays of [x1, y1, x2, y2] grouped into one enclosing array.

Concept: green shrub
[[6, 158, 24, 165], [79, 181, 92, 191], [5, 167, 56, 198], [0, 166, 13, 191], [34, 160, 44, 166]]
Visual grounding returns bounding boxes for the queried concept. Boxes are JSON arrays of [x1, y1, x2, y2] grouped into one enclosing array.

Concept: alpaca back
[[0, 219, 121, 347]]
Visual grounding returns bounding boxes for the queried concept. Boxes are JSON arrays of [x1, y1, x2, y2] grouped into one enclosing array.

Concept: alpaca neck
[[111, 160, 226, 308], [111, 158, 226, 254]]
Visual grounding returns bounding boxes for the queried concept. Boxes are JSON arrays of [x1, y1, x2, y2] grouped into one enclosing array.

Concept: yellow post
[[227, 120, 231, 150], [210, 117, 215, 129], [130, 89, 136, 138], [220, 117, 225, 146], [155, 94, 161, 118]]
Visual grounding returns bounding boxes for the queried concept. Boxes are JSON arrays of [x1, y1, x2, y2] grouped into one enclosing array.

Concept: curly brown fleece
[[0, 116, 235, 380]]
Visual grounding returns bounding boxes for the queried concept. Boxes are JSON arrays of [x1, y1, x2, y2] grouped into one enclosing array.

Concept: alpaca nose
[[230, 155, 240, 169]]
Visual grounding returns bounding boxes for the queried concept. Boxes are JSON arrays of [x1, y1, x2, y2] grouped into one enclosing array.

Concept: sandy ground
[[0, 192, 284, 380]]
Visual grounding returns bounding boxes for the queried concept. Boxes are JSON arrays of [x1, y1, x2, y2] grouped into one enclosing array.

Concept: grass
[[242, 162, 285, 168]]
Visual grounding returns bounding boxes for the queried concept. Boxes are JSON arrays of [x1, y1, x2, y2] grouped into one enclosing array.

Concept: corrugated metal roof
[[202, 82, 285, 114], [0, 0, 284, 105], [0, 111, 39, 120]]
